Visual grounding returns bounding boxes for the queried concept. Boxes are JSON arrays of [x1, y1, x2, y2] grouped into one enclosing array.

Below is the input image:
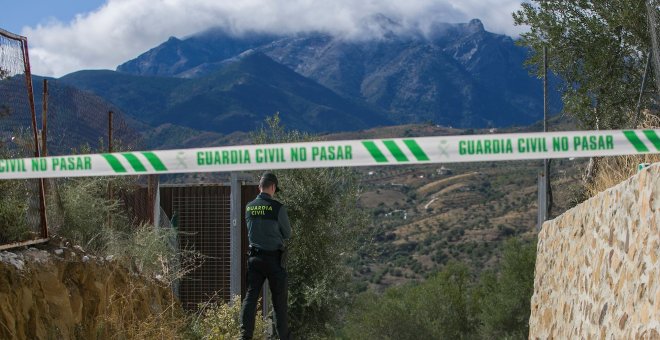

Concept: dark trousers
[[240, 252, 290, 340]]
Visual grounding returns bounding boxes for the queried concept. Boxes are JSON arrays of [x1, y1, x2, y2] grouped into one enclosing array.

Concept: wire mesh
[[39, 83, 142, 156], [158, 186, 233, 311], [36, 76, 144, 232], [0, 29, 43, 244]]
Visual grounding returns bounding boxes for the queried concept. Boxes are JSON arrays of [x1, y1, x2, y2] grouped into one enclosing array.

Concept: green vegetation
[[53, 177, 131, 252], [0, 179, 31, 243], [252, 114, 368, 339], [341, 238, 537, 339], [514, 0, 654, 129], [514, 0, 659, 193], [0, 140, 32, 243]]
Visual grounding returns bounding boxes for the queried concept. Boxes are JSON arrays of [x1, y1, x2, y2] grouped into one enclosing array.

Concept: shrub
[[0, 145, 33, 242], [105, 222, 182, 279], [342, 262, 479, 339], [192, 295, 268, 340], [0, 180, 31, 243], [341, 237, 538, 339], [476, 238, 537, 338], [54, 177, 131, 253]]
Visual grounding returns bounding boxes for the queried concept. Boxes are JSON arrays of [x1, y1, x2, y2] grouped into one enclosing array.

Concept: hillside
[[320, 121, 583, 290], [61, 52, 390, 134], [352, 156, 584, 290]]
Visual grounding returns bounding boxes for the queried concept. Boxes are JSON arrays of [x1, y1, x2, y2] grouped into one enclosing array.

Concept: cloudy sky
[[2, 0, 528, 77]]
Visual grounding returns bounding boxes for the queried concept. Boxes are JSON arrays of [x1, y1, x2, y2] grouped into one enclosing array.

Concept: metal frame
[[0, 28, 49, 246]]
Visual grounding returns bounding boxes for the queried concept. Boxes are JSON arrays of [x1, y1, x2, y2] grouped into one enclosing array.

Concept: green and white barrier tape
[[0, 129, 658, 180]]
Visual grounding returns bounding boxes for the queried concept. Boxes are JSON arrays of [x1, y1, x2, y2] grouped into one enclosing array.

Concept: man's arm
[[278, 206, 292, 240]]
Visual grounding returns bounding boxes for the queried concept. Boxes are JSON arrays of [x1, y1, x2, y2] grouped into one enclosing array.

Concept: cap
[[259, 172, 280, 192]]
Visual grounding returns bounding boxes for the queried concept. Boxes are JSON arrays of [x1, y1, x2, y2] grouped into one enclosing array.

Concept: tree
[[340, 237, 537, 339], [513, 0, 655, 129], [341, 262, 481, 339], [476, 238, 537, 339], [251, 114, 367, 339]]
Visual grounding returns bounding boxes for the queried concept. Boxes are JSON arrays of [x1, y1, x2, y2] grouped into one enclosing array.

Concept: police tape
[[0, 129, 659, 180]]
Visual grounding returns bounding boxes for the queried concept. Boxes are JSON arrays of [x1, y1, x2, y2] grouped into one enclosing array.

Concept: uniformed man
[[240, 172, 292, 340]]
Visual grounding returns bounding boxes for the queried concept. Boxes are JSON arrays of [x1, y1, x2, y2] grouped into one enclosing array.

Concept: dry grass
[[97, 275, 189, 340], [193, 295, 268, 340], [587, 114, 660, 197]]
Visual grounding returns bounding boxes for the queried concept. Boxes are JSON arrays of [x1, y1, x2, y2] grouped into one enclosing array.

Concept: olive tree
[[251, 114, 368, 339], [513, 0, 655, 129]]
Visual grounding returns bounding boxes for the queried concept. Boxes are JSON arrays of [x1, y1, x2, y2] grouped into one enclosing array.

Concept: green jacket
[[245, 193, 291, 251]]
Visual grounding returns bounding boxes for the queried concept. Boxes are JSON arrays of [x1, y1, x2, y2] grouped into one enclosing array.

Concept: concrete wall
[[529, 164, 660, 339]]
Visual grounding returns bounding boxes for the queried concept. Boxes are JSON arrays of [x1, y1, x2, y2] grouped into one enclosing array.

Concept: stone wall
[[529, 164, 660, 339]]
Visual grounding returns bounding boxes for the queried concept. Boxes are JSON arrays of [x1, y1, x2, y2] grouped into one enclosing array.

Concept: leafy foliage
[[251, 114, 368, 339], [341, 237, 537, 339], [513, 0, 654, 129]]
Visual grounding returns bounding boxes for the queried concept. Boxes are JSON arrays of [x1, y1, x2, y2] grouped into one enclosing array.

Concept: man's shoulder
[[248, 196, 283, 207]]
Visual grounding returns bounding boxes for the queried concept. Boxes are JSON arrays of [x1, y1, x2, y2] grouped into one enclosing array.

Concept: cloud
[[22, 0, 527, 77]]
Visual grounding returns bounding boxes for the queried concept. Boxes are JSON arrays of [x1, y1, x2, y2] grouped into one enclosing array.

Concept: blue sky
[[1, 0, 106, 34], [1, 0, 527, 77]]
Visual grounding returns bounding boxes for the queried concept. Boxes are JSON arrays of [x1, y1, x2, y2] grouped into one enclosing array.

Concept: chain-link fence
[[0, 28, 144, 247], [39, 81, 143, 234], [0, 29, 46, 246]]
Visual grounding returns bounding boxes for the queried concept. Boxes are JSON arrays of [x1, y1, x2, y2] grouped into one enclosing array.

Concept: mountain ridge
[[113, 17, 549, 129], [57, 17, 558, 136]]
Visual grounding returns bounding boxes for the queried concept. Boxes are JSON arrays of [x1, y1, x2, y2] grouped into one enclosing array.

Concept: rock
[[54, 249, 64, 256]]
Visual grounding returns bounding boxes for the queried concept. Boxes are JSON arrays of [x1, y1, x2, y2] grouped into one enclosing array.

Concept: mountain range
[[53, 17, 550, 137]]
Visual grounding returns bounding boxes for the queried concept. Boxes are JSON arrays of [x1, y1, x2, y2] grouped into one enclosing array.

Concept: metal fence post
[[41, 79, 48, 157], [537, 173, 547, 231], [230, 172, 242, 300], [147, 175, 159, 225]]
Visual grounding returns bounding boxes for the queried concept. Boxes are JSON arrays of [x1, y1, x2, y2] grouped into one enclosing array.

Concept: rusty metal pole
[[41, 79, 49, 198], [20, 35, 48, 238], [41, 79, 48, 157]]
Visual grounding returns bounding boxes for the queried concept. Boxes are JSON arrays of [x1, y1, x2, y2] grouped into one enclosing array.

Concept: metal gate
[[149, 183, 259, 311]]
